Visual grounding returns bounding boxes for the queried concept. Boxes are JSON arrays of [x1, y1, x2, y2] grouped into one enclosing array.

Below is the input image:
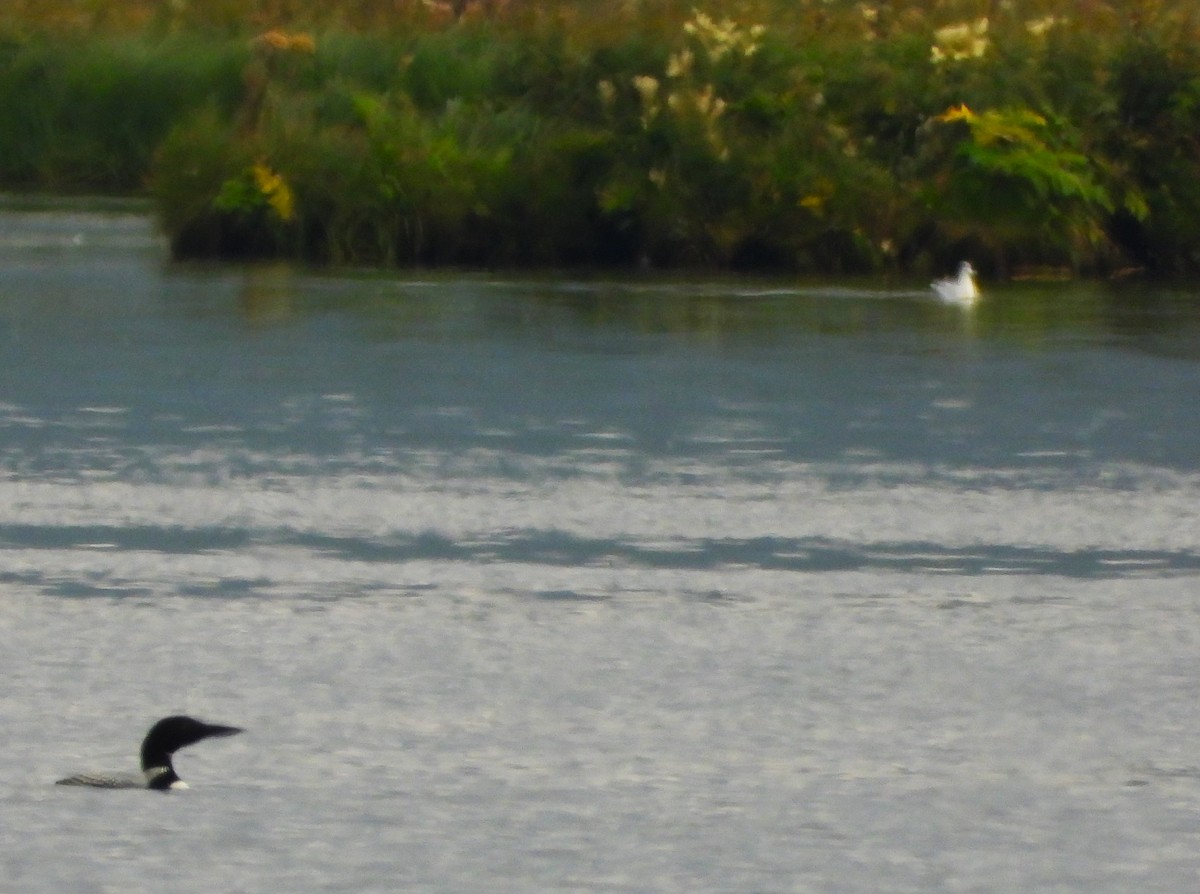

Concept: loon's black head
[[140, 716, 242, 790]]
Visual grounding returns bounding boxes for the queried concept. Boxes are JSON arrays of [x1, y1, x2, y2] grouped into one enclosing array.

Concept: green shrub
[[4, 1, 1200, 272]]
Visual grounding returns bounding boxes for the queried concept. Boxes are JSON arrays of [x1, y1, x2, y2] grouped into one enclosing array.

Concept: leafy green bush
[[4, 1, 1200, 272], [922, 104, 1119, 268]]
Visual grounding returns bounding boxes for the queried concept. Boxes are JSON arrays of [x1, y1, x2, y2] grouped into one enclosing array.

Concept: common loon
[[56, 715, 242, 791]]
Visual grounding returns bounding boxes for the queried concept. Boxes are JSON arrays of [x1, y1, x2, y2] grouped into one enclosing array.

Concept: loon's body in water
[[56, 715, 242, 791]]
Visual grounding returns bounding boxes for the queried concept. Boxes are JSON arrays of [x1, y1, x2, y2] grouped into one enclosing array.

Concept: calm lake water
[[1, 204, 1199, 892]]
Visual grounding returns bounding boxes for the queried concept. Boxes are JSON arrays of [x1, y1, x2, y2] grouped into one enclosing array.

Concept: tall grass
[[3, 1, 1200, 272], [0, 35, 245, 190]]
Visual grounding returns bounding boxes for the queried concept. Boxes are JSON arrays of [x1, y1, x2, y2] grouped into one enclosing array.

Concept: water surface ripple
[[2, 206, 1200, 893]]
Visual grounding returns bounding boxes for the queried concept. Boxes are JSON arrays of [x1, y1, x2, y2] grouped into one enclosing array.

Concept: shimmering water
[[2, 204, 1199, 892]]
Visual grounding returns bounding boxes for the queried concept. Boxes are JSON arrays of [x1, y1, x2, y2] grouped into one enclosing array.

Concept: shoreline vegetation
[[2, 2, 1199, 275]]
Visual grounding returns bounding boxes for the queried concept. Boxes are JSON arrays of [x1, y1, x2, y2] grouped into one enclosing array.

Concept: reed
[[0, 35, 245, 190]]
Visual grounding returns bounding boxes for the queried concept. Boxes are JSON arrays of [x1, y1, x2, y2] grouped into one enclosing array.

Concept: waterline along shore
[[3, 0, 1200, 275]]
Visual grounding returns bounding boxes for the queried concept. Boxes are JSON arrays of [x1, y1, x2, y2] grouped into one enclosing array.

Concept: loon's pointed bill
[[56, 715, 242, 791]]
